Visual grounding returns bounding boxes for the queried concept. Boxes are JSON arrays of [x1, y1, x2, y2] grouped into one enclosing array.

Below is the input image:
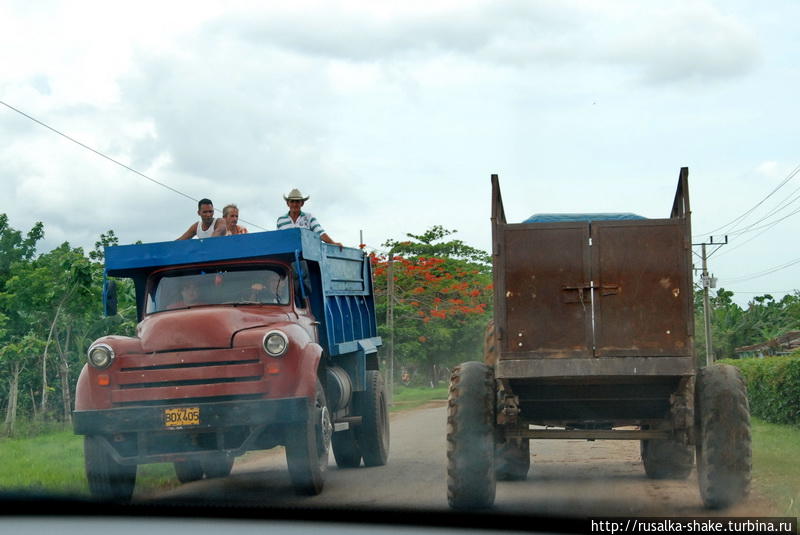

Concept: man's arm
[[176, 222, 198, 240], [321, 233, 343, 249]]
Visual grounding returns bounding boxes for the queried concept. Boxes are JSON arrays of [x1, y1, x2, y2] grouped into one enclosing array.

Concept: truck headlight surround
[[87, 343, 115, 369], [263, 330, 289, 357]]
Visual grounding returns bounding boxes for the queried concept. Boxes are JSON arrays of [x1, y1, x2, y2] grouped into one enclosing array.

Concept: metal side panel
[[501, 223, 592, 358], [592, 219, 691, 357]]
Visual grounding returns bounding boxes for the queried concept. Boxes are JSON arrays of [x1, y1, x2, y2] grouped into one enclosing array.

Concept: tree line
[[0, 213, 796, 437]]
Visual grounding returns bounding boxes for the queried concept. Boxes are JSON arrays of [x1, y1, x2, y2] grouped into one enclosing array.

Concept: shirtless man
[[176, 198, 225, 240]]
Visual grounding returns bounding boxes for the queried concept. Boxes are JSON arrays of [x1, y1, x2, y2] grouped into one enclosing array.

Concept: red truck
[[73, 229, 388, 500]]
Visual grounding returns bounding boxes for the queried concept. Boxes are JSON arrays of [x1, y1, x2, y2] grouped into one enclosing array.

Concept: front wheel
[[203, 454, 235, 479], [446, 362, 496, 509], [285, 378, 331, 495], [84, 436, 137, 502], [695, 364, 752, 509], [355, 370, 390, 467]]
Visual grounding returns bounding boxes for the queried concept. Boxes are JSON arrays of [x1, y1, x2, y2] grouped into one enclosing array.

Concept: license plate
[[164, 407, 200, 427]]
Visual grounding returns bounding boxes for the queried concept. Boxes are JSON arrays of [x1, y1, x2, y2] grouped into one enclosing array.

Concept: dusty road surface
[[148, 401, 778, 517]]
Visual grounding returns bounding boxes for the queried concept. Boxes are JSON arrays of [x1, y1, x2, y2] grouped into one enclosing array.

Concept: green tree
[[373, 227, 492, 387]]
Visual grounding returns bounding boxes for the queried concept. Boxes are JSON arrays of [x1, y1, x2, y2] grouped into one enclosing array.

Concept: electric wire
[[0, 99, 267, 230], [693, 163, 800, 238]]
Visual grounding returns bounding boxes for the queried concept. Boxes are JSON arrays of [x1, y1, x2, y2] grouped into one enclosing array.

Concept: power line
[[693, 164, 800, 238], [724, 255, 800, 283], [0, 99, 267, 230]]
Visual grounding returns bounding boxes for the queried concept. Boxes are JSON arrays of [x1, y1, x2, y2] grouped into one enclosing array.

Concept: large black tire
[[174, 460, 204, 483], [285, 378, 331, 495], [84, 436, 137, 502], [446, 362, 496, 510], [356, 370, 390, 467], [640, 438, 693, 479], [202, 454, 235, 479], [695, 364, 752, 509], [332, 429, 362, 468], [495, 438, 530, 481]]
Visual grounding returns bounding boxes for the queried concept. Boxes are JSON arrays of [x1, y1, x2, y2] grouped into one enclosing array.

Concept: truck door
[[499, 219, 690, 359], [502, 223, 593, 358], [592, 220, 690, 357]]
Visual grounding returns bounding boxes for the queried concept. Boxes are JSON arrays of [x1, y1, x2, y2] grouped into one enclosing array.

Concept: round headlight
[[263, 331, 288, 357], [88, 343, 115, 369]]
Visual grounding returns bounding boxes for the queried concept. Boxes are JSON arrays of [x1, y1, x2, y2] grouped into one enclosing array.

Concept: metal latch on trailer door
[[561, 283, 620, 303]]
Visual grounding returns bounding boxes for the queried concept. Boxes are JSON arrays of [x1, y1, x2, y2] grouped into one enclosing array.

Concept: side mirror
[[104, 279, 118, 316]]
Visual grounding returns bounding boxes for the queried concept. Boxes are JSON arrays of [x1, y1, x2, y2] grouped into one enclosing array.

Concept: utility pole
[[386, 252, 395, 406], [701, 243, 713, 366], [694, 236, 727, 366]]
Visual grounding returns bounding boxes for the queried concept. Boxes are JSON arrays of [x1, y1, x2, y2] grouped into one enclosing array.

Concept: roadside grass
[[0, 431, 178, 498], [751, 418, 800, 516], [389, 384, 448, 412]]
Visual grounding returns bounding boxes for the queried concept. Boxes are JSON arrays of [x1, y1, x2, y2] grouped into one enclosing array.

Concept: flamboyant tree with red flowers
[[369, 226, 493, 387]]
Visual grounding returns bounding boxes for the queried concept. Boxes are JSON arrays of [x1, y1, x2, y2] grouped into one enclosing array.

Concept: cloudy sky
[[1, 0, 798, 306]]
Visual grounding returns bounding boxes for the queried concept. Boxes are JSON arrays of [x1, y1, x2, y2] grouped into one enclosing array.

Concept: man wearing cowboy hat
[[276, 188, 343, 248]]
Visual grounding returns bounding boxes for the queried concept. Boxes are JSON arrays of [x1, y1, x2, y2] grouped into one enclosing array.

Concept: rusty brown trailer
[[489, 168, 695, 434]]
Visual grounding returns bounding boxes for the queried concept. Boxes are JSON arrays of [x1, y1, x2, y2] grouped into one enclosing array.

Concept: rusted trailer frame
[[447, 168, 752, 511]]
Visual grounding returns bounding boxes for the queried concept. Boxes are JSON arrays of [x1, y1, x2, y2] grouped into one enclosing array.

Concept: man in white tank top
[[176, 198, 225, 240]]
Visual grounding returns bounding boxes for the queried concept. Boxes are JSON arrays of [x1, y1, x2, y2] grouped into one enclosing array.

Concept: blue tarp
[[523, 213, 646, 224]]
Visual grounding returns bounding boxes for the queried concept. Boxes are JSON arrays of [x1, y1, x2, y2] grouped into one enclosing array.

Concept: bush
[[720, 355, 800, 426]]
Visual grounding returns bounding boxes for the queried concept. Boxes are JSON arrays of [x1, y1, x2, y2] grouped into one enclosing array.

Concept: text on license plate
[[164, 407, 200, 427]]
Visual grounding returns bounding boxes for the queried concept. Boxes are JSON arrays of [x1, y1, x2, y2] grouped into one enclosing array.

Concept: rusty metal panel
[[592, 219, 691, 357], [501, 223, 592, 358]]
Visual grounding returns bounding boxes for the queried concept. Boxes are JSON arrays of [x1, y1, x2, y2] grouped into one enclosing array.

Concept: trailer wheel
[[495, 438, 530, 481], [695, 364, 752, 509], [203, 454, 235, 479], [446, 362, 496, 509], [332, 429, 362, 468], [84, 436, 137, 501], [356, 370, 390, 467], [285, 378, 331, 495], [174, 460, 204, 483], [640, 438, 693, 479]]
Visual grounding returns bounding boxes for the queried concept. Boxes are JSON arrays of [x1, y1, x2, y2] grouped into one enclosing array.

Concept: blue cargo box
[[103, 228, 381, 369]]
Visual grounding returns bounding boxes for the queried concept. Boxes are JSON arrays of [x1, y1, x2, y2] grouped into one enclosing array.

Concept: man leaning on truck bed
[[276, 188, 343, 248]]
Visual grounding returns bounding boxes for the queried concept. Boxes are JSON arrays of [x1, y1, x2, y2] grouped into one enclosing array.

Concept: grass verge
[[389, 384, 448, 412], [0, 431, 178, 498], [751, 418, 800, 516]]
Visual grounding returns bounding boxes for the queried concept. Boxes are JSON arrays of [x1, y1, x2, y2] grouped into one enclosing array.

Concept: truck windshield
[[146, 265, 290, 313]]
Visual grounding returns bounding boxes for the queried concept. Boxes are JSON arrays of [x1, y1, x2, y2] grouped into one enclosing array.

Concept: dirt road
[[149, 401, 778, 517]]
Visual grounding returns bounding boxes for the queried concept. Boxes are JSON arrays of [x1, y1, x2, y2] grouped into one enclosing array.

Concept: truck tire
[[332, 429, 362, 468], [695, 364, 752, 509], [356, 370, 390, 467], [202, 454, 235, 479], [495, 438, 530, 481], [84, 436, 137, 501], [285, 378, 331, 495], [640, 438, 693, 479], [174, 460, 204, 483], [446, 362, 496, 509]]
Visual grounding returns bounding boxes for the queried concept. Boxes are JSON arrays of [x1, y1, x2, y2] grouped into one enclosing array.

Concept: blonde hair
[[222, 204, 239, 217]]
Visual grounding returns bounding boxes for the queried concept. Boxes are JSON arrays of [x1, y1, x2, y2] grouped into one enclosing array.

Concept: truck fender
[[291, 342, 324, 399], [74, 364, 95, 411]]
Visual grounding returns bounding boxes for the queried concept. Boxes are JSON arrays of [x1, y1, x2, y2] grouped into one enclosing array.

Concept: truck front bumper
[[73, 397, 309, 465]]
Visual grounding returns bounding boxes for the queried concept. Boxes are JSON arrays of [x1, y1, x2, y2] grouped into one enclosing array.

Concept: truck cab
[[73, 229, 388, 500]]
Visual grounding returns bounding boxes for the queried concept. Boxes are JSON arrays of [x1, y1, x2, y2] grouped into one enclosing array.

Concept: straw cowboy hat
[[283, 188, 309, 201]]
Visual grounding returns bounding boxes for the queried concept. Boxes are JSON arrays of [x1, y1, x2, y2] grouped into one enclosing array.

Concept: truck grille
[[111, 347, 267, 407]]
